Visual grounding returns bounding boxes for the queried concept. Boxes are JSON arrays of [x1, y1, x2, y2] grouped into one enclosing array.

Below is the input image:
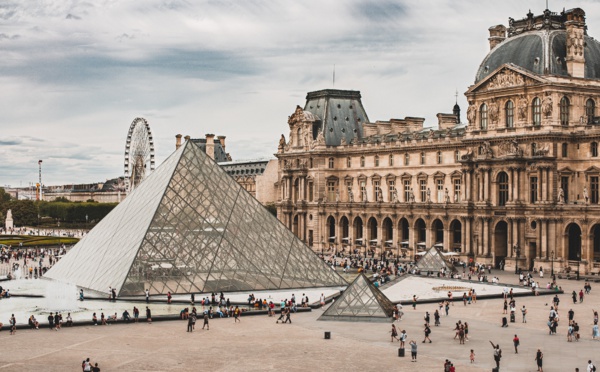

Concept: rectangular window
[[308, 230, 313, 247], [308, 182, 313, 202], [420, 180, 427, 202], [530, 177, 538, 203], [374, 180, 381, 201], [327, 181, 336, 202], [389, 154, 394, 166], [591, 176, 599, 204], [346, 157, 351, 168], [346, 181, 353, 201], [436, 179, 444, 202], [454, 179, 461, 202], [360, 181, 367, 202], [562, 143, 568, 157], [561, 176, 569, 203], [404, 180, 411, 202], [388, 180, 395, 201]]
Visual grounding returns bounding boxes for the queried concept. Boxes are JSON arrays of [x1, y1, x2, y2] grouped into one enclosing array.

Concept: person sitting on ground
[[108, 312, 118, 323], [180, 308, 188, 320], [66, 313, 73, 326], [29, 315, 39, 329], [122, 310, 131, 323]]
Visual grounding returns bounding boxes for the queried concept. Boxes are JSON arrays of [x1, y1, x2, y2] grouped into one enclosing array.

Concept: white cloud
[[2, 0, 600, 186]]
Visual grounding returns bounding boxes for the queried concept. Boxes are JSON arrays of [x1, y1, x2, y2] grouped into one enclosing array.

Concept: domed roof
[[475, 30, 600, 83]]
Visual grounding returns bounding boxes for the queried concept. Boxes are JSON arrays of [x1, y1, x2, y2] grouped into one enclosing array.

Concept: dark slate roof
[[190, 138, 230, 163], [303, 89, 369, 146], [476, 30, 600, 82]]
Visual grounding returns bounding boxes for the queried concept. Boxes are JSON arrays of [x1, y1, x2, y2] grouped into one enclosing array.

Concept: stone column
[[484, 169, 490, 202], [408, 219, 416, 257], [466, 172, 471, 201], [509, 168, 514, 202], [541, 220, 548, 259], [443, 226, 451, 252], [515, 169, 521, 202], [483, 218, 490, 255], [508, 220, 513, 257], [462, 218, 468, 254]]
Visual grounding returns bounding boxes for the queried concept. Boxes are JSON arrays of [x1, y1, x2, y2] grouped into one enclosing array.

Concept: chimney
[[217, 135, 226, 152], [565, 8, 586, 78], [488, 25, 507, 50], [175, 134, 182, 150], [205, 133, 215, 160], [184, 135, 190, 142]]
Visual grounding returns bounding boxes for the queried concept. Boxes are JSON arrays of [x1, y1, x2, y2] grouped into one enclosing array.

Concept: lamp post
[[85, 214, 88, 229], [551, 250, 555, 278], [513, 244, 520, 274]]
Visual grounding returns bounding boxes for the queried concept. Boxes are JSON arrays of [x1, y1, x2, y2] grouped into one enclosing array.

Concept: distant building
[[175, 134, 278, 204]]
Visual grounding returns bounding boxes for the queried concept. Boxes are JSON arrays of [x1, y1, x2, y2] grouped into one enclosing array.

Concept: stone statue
[[584, 186, 589, 204], [361, 189, 367, 202], [377, 192, 383, 202], [409, 189, 416, 203], [426, 188, 431, 203], [489, 100, 500, 123], [444, 188, 450, 203], [558, 187, 565, 204], [315, 129, 325, 145], [467, 102, 477, 124], [392, 189, 399, 203], [278, 134, 286, 149], [518, 96, 528, 120], [542, 94, 553, 117], [5, 209, 13, 230], [335, 190, 340, 203], [340, 136, 347, 146], [348, 189, 354, 202]]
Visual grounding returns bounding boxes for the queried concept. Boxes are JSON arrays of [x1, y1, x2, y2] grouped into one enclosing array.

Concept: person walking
[[593, 309, 598, 325], [593, 323, 599, 339], [390, 324, 399, 342], [535, 349, 544, 372], [48, 312, 54, 330], [9, 314, 16, 335], [412, 295, 418, 310], [145, 289, 150, 303], [489, 341, 502, 370], [234, 306, 241, 323], [409, 340, 418, 362], [587, 360, 596, 372], [146, 306, 152, 323], [470, 349, 475, 363], [422, 323, 432, 343], [202, 312, 209, 330], [434, 310, 441, 326], [187, 312, 194, 332], [513, 334, 520, 353], [424, 311, 430, 326], [522, 305, 528, 323], [580, 289, 585, 303]]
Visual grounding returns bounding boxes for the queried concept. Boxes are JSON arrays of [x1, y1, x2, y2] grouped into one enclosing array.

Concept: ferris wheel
[[124, 117, 155, 193]]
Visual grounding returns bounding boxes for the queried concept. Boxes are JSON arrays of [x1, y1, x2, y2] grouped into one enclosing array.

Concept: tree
[[264, 203, 277, 217], [3, 200, 38, 226], [54, 197, 70, 203]]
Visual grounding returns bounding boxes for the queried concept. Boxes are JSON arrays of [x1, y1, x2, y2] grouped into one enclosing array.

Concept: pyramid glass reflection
[[416, 247, 456, 274], [46, 141, 346, 296], [319, 273, 395, 322]]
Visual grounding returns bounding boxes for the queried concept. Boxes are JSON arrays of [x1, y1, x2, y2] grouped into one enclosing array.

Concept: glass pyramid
[[46, 140, 346, 296], [416, 246, 456, 273], [319, 273, 395, 322]]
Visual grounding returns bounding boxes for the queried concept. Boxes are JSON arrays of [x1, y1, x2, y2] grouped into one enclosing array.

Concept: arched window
[[532, 97, 541, 126], [505, 100, 514, 128], [592, 142, 599, 157], [420, 152, 425, 165], [455, 150, 460, 163], [560, 96, 570, 126], [389, 154, 394, 166], [328, 157, 334, 169], [497, 172, 509, 206], [374, 155, 379, 167], [360, 156, 365, 167], [479, 103, 488, 130], [437, 151, 442, 164], [562, 143, 568, 157], [346, 157, 351, 168], [587, 99, 596, 124], [404, 153, 410, 166]]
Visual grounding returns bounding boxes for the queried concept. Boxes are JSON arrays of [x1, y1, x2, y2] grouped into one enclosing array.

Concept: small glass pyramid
[[319, 273, 395, 322], [416, 246, 456, 273], [46, 140, 346, 296]]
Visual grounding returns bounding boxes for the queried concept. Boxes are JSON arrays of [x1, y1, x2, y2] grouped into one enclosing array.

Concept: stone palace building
[[275, 8, 600, 275]]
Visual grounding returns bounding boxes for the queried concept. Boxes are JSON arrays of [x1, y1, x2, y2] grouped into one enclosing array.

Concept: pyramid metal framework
[[46, 140, 346, 296], [319, 273, 395, 322], [416, 246, 456, 274]]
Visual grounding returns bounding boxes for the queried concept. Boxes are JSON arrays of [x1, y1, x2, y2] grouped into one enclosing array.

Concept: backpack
[[593, 365, 596, 372]]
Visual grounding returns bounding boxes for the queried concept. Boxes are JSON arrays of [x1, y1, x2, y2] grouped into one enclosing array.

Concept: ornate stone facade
[[275, 8, 600, 275]]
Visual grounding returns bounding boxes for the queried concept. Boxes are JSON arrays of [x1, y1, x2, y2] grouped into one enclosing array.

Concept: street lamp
[[513, 244, 520, 274], [85, 214, 88, 229], [550, 250, 555, 278]]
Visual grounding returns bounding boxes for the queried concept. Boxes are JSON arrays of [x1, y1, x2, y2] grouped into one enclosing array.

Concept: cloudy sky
[[2, 0, 600, 187]]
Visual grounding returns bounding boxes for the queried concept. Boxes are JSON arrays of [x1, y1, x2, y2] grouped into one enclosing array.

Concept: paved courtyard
[[0, 271, 598, 371]]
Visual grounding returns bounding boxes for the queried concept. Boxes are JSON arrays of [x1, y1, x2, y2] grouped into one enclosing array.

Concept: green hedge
[[0, 235, 79, 247], [38, 201, 117, 223]]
